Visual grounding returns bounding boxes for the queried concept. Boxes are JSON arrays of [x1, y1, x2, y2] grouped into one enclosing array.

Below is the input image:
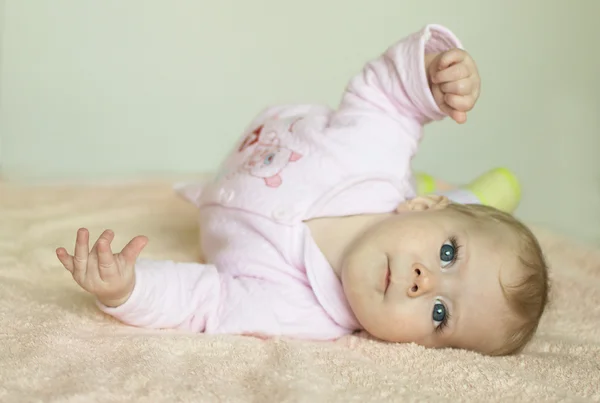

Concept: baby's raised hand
[[56, 229, 148, 307], [426, 49, 481, 124]]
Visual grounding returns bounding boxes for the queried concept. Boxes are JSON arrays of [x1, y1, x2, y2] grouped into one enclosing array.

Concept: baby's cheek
[[384, 302, 433, 344], [358, 302, 401, 342]]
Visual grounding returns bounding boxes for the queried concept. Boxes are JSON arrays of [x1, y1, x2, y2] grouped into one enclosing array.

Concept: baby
[[56, 24, 549, 356]]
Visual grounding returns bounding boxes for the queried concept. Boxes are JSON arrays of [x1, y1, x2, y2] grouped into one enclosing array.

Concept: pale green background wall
[[0, 1, 599, 244]]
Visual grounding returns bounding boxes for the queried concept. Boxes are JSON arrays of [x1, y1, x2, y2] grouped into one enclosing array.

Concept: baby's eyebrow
[[444, 291, 462, 333], [455, 235, 471, 277], [439, 308, 459, 342]]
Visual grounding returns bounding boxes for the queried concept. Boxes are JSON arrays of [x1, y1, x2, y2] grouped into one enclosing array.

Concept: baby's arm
[[56, 229, 346, 338], [95, 258, 222, 331], [56, 228, 221, 331], [335, 24, 479, 126], [102, 260, 347, 338]]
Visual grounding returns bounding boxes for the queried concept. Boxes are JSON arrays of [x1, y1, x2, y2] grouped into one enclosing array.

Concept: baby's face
[[340, 206, 519, 354]]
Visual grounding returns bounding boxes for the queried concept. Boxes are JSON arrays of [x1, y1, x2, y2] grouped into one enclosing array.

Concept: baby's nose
[[407, 263, 436, 297]]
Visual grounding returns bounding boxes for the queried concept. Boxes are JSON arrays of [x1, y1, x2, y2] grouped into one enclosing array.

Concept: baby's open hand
[[56, 229, 148, 307], [426, 49, 481, 124]]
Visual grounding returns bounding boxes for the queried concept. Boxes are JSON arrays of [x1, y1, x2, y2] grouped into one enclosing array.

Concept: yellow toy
[[415, 167, 522, 214]]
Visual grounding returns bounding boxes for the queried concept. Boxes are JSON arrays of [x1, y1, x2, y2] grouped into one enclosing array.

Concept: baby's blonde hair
[[446, 203, 549, 356]]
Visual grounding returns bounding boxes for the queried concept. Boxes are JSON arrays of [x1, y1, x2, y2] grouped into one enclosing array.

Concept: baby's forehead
[[463, 221, 523, 293], [455, 252, 519, 351], [445, 209, 518, 242], [452, 294, 514, 353]]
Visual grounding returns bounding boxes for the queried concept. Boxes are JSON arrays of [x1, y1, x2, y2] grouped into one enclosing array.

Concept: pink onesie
[[98, 24, 463, 340]]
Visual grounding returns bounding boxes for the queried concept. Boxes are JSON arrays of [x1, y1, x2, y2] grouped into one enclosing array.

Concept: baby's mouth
[[384, 260, 391, 294]]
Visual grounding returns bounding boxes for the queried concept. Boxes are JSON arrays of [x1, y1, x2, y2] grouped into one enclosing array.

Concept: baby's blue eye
[[264, 153, 275, 165], [433, 301, 446, 323], [440, 242, 455, 268]]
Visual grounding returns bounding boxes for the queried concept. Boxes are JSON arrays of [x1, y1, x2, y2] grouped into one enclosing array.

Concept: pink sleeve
[[96, 259, 348, 339], [96, 259, 222, 332], [335, 24, 463, 125]]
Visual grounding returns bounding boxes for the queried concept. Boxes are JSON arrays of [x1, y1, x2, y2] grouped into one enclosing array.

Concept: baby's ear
[[396, 195, 450, 213]]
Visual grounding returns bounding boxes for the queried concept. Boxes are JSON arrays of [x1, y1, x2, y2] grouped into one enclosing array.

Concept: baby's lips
[[384, 266, 391, 294]]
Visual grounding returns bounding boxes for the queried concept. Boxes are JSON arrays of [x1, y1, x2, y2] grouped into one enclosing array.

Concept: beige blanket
[[1, 180, 599, 402]]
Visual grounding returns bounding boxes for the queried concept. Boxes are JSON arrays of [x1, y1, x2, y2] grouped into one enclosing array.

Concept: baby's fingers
[[430, 84, 455, 117], [444, 93, 475, 112], [440, 78, 473, 96], [120, 236, 149, 267], [432, 62, 471, 84], [56, 247, 74, 273], [95, 230, 118, 281], [437, 48, 467, 71], [72, 228, 90, 280], [450, 110, 467, 124], [90, 229, 114, 254]]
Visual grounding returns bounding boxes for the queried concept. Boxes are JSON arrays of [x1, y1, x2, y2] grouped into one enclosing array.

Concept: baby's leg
[[415, 168, 522, 213]]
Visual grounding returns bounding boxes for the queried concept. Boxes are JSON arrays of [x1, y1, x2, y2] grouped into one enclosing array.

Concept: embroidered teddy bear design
[[230, 117, 304, 188], [238, 116, 302, 153], [243, 139, 302, 187], [238, 125, 262, 153]]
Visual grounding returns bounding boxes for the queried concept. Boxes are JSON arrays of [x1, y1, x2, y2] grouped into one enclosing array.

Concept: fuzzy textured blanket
[[1, 180, 599, 402]]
